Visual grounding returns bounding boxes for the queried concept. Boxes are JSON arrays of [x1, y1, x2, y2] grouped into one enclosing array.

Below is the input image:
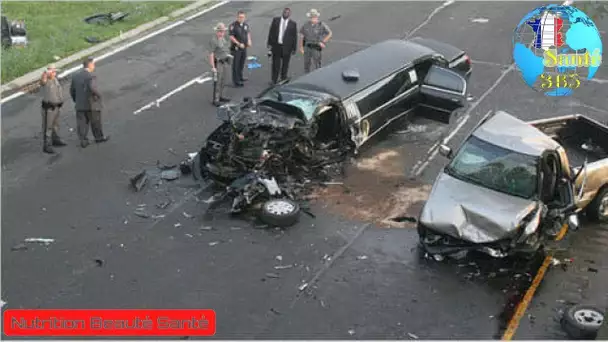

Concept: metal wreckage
[[188, 38, 474, 227], [191, 98, 354, 227]]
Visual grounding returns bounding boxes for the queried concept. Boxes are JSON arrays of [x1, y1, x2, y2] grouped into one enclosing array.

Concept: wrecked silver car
[[418, 111, 608, 258], [193, 38, 472, 226]]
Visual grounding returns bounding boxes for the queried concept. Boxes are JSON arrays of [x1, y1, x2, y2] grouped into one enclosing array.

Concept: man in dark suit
[[70, 57, 109, 148], [266, 8, 297, 85]]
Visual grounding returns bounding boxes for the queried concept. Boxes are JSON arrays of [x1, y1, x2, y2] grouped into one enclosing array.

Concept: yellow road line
[[555, 223, 569, 241], [501, 254, 553, 340], [502, 222, 569, 340]]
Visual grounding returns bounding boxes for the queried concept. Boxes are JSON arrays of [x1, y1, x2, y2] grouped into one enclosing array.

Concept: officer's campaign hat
[[307, 9, 320, 18], [214, 22, 227, 31]]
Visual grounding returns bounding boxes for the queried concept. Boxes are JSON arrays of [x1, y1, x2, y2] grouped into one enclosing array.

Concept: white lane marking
[[0, 1, 229, 105], [331, 39, 372, 47], [133, 75, 211, 115], [0, 91, 26, 104], [471, 59, 510, 68], [410, 0, 575, 178], [470, 18, 489, 23], [412, 111, 473, 177], [589, 78, 608, 85], [404, 0, 455, 39]]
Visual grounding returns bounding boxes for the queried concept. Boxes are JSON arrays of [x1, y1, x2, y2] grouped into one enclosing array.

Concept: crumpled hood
[[419, 172, 538, 243], [228, 100, 308, 131]]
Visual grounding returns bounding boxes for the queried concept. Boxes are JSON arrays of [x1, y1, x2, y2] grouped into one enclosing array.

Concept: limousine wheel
[[587, 186, 608, 223], [561, 304, 604, 340], [260, 199, 300, 228]]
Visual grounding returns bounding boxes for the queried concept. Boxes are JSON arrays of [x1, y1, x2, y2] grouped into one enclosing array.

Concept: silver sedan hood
[[420, 172, 538, 243]]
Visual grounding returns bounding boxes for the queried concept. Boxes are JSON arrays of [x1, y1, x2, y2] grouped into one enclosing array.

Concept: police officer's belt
[[215, 57, 231, 64], [41, 101, 63, 110], [305, 43, 322, 51]]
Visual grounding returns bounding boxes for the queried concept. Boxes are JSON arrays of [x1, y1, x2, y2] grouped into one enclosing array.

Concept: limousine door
[[418, 65, 467, 124]]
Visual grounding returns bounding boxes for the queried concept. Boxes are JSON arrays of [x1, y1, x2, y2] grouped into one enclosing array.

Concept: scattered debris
[[84, 12, 129, 25], [329, 15, 341, 21], [348, 329, 355, 336], [356, 255, 368, 260], [156, 200, 172, 209], [134, 209, 151, 218], [208, 241, 220, 246], [185, 234, 194, 238], [390, 216, 417, 223], [433, 254, 445, 262], [320, 300, 326, 308], [275, 255, 283, 262], [0, 299, 5, 308], [182, 212, 194, 219], [129, 170, 148, 192], [265, 273, 280, 278], [298, 283, 308, 291], [274, 264, 294, 270], [24, 238, 54, 245], [587, 267, 598, 273], [322, 182, 343, 185], [161, 170, 180, 181], [269, 308, 281, 315], [85, 36, 103, 44], [157, 161, 177, 170], [470, 18, 489, 23], [11, 243, 27, 251], [408, 333, 419, 339], [94, 259, 104, 267], [180, 162, 192, 175], [200, 226, 214, 231], [174, 223, 182, 228]]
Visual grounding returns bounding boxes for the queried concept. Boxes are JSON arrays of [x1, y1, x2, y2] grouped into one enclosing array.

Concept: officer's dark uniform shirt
[[229, 21, 250, 50]]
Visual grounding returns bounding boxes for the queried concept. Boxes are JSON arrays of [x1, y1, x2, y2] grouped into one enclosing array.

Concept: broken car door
[[540, 150, 579, 234], [418, 64, 467, 124], [350, 68, 419, 146]]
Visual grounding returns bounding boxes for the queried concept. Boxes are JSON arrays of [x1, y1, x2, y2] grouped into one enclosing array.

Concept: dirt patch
[[308, 147, 432, 228]]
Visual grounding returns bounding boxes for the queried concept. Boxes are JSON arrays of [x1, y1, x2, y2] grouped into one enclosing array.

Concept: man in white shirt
[[266, 8, 298, 85]]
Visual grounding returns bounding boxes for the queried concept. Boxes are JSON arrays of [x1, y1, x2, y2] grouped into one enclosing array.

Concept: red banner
[[3, 309, 216, 336]]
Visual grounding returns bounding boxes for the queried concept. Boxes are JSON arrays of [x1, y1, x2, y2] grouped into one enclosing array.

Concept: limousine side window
[[355, 69, 414, 115], [425, 67, 465, 94]]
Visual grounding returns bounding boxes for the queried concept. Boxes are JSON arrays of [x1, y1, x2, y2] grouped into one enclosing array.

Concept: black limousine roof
[[282, 39, 437, 99]]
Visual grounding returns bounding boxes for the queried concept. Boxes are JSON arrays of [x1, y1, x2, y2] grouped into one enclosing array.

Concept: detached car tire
[[587, 186, 608, 223], [561, 304, 605, 340], [260, 199, 300, 228]]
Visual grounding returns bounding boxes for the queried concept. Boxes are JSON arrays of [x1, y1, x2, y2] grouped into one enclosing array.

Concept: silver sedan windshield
[[445, 136, 539, 199]]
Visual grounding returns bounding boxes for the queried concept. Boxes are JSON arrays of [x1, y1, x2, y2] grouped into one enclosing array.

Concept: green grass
[[1, 1, 190, 84]]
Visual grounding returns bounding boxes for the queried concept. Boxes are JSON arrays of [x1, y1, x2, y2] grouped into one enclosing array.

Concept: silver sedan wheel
[[574, 308, 604, 327]]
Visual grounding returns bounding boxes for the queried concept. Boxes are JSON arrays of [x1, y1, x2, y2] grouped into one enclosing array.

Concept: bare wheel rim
[[265, 200, 295, 216], [573, 308, 604, 327], [600, 193, 608, 217]]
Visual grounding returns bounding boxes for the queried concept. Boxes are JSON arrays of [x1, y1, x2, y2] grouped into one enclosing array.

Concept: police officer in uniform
[[299, 9, 332, 73], [40, 64, 66, 154], [229, 10, 252, 87], [209, 22, 232, 106]]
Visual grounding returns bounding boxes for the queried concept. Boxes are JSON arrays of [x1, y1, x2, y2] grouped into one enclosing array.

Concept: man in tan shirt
[[40, 64, 65, 154]]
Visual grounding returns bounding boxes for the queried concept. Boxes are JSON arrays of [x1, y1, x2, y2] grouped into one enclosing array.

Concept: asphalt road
[[2, 1, 607, 339]]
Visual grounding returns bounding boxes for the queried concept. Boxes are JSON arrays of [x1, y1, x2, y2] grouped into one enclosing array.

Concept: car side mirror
[[568, 214, 580, 230], [438, 144, 452, 159]]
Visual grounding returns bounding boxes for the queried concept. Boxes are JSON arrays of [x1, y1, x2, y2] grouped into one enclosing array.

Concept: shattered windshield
[[445, 136, 539, 199], [260, 90, 322, 120]]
